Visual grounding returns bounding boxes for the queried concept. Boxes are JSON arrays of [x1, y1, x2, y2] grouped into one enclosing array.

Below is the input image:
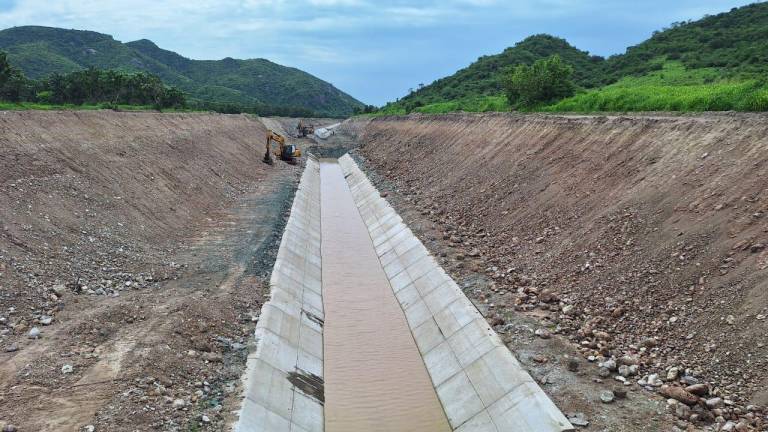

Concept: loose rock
[[567, 412, 589, 427], [600, 390, 615, 403], [705, 397, 724, 409], [666, 367, 680, 381], [660, 385, 699, 405], [685, 383, 709, 396], [599, 359, 617, 371]]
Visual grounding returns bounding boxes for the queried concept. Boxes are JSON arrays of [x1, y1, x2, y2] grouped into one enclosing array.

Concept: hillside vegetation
[[0, 51, 187, 110], [602, 2, 768, 83], [383, 2, 768, 114], [0, 26, 363, 117], [391, 35, 602, 113], [546, 62, 768, 112]]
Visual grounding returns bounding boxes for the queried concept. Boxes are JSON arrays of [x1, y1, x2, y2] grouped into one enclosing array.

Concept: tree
[[0, 52, 33, 102], [503, 54, 575, 109], [40, 68, 187, 108]]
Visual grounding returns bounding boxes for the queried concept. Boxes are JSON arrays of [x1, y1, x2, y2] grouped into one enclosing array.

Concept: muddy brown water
[[320, 160, 451, 432]]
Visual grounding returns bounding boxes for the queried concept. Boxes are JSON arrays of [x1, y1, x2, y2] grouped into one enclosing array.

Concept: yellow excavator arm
[[264, 130, 300, 165]]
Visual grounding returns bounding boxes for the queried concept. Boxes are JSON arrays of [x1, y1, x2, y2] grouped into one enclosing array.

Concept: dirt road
[[0, 111, 300, 431]]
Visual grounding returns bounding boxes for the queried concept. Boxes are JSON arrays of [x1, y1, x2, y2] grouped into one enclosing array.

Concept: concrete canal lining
[[320, 159, 451, 432], [338, 154, 572, 432], [235, 157, 324, 432], [235, 154, 573, 432]]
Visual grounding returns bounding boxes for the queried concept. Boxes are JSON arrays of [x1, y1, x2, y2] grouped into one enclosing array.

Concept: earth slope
[[354, 113, 768, 420]]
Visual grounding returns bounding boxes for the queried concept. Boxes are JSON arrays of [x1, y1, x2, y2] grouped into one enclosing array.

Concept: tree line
[[352, 104, 377, 115], [189, 100, 321, 118], [0, 51, 334, 116], [0, 51, 186, 109]]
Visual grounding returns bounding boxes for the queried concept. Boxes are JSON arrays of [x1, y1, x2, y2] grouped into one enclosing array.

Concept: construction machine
[[264, 130, 301, 165], [296, 120, 315, 138]]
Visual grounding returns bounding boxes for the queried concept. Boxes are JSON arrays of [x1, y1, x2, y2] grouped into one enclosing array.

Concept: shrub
[[503, 55, 576, 108]]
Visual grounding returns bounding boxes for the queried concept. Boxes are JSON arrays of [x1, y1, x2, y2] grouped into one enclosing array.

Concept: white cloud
[[308, 0, 364, 6]]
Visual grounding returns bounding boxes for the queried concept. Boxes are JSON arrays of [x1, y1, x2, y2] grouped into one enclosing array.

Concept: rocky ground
[[0, 111, 305, 431], [346, 113, 768, 432]]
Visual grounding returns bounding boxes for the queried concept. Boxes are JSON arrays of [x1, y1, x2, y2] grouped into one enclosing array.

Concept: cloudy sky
[[0, 0, 757, 105]]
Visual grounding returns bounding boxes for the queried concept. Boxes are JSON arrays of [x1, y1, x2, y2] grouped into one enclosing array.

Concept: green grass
[[0, 101, 199, 112], [375, 62, 768, 115], [375, 95, 509, 116], [607, 61, 720, 86], [415, 95, 510, 114], [543, 80, 768, 112], [543, 63, 768, 112]]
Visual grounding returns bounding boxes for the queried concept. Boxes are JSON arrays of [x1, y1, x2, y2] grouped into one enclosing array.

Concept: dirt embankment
[[353, 113, 768, 430], [0, 110, 300, 431]]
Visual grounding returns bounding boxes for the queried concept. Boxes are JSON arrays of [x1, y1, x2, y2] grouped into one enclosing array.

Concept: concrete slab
[[423, 341, 463, 387], [236, 398, 292, 432], [436, 371, 486, 428], [412, 317, 444, 355], [455, 411, 497, 432]]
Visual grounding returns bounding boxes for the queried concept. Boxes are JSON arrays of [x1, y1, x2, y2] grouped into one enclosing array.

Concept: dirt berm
[[351, 113, 768, 430], [0, 110, 300, 431]]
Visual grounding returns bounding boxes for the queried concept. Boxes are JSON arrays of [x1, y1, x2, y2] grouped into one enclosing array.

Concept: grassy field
[[544, 81, 768, 112], [544, 63, 768, 112]]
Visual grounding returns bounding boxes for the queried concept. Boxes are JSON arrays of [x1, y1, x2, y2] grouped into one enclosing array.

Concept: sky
[[0, 0, 758, 105]]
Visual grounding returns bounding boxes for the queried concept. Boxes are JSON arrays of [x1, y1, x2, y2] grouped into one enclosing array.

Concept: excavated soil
[[4, 109, 767, 432], [348, 113, 768, 431], [0, 110, 302, 431]]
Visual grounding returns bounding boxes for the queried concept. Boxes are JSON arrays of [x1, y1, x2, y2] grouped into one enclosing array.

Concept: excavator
[[296, 120, 314, 138], [263, 130, 301, 165]]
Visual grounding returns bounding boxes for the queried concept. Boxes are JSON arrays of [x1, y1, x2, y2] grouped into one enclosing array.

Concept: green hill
[[0, 26, 364, 116], [384, 2, 768, 114], [392, 34, 604, 112], [602, 2, 768, 84]]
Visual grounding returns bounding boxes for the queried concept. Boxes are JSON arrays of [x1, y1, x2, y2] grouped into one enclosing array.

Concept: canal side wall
[[235, 157, 324, 432], [338, 154, 573, 432]]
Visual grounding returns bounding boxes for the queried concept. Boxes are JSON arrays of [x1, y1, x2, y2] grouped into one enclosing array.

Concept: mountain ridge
[[0, 25, 364, 116]]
